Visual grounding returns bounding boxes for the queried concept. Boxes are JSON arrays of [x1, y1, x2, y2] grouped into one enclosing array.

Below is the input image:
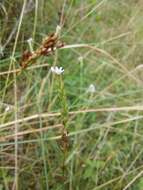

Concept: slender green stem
[[59, 75, 69, 129]]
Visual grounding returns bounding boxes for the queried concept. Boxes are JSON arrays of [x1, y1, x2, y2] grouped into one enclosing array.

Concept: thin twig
[[1, 105, 143, 129]]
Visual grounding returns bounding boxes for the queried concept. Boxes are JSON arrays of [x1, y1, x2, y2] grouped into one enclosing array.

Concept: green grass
[[1, 0, 143, 189]]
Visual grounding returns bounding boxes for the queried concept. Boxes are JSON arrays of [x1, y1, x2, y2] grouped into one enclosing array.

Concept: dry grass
[[1, 0, 143, 189]]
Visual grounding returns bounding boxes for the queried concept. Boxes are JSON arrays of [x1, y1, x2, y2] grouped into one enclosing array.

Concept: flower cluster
[[51, 66, 64, 75]]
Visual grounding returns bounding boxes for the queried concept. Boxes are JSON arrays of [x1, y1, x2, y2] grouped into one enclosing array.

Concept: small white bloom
[[27, 38, 34, 53], [55, 25, 61, 36], [27, 38, 33, 43], [78, 56, 83, 62], [87, 84, 96, 93], [5, 106, 10, 112], [51, 66, 64, 75]]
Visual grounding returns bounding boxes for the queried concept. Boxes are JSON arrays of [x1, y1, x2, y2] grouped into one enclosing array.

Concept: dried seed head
[[20, 26, 64, 69]]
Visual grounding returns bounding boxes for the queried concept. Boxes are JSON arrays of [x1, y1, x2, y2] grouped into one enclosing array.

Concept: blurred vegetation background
[[1, 0, 143, 189]]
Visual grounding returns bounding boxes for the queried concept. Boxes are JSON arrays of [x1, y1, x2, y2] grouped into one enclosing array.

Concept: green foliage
[[1, 0, 143, 189]]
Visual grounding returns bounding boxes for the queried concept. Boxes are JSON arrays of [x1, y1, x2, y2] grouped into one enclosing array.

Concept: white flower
[[55, 25, 61, 36], [87, 84, 96, 93], [78, 56, 83, 62], [27, 38, 34, 53], [5, 106, 10, 112], [27, 37, 33, 43], [51, 66, 64, 75]]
